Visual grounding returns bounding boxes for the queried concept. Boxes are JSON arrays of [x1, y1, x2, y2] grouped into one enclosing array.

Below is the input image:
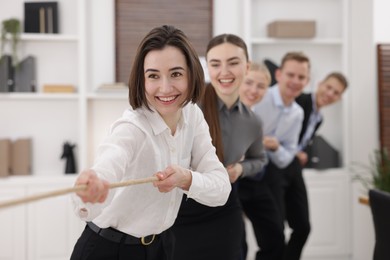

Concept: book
[[24, 2, 58, 34], [42, 84, 75, 93], [95, 82, 128, 92], [11, 138, 32, 176], [0, 139, 11, 177]]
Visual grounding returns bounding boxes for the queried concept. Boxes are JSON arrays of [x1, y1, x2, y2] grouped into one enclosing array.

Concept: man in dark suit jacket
[[296, 72, 348, 165], [284, 72, 348, 260]]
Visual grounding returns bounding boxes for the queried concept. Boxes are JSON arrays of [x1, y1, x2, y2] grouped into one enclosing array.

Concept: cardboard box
[[267, 20, 316, 38], [0, 139, 11, 177], [11, 138, 32, 175]]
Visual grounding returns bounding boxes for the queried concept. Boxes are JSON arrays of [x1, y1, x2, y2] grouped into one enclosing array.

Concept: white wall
[[374, 0, 390, 42], [349, 0, 377, 259], [213, 0, 243, 37]]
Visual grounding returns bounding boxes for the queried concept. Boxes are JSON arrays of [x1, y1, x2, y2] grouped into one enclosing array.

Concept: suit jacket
[[295, 93, 323, 145]]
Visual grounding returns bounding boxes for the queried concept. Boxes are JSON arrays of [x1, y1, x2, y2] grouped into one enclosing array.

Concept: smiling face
[[276, 59, 310, 105], [316, 76, 345, 109], [144, 46, 189, 123], [239, 68, 270, 107], [206, 42, 249, 103]]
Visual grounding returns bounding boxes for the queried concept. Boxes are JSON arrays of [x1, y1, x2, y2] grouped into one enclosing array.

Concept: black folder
[[0, 55, 14, 92], [304, 135, 341, 169], [14, 56, 36, 92]]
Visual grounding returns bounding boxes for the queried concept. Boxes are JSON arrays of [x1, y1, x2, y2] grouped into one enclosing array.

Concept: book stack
[[96, 82, 128, 93], [42, 84, 75, 93], [24, 2, 58, 34]]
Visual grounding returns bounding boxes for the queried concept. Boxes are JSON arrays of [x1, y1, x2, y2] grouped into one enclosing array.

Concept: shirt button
[[170, 147, 175, 153]]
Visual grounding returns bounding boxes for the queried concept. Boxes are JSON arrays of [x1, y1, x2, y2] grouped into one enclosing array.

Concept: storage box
[[11, 138, 32, 175], [267, 20, 316, 38], [0, 139, 11, 177], [24, 2, 59, 34]]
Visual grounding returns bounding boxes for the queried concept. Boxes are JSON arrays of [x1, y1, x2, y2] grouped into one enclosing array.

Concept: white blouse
[[72, 103, 230, 237]]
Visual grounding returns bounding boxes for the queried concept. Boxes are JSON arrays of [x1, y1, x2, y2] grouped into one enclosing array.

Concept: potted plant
[[354, 149, 390, 194], [0, 18, 21, 66], [354, 148, 390, 260]]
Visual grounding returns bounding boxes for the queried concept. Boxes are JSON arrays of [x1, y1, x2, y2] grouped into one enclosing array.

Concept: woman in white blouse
[[70, 25, 231, 260]]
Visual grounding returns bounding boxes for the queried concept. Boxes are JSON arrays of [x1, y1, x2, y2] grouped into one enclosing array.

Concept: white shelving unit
[[0, 1, 120, 258], [0, 0, 121, 175], [243, 0, 349, 166]]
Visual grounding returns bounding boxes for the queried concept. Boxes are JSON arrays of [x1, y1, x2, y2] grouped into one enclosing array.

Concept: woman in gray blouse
[[172, 34, 267, 260]]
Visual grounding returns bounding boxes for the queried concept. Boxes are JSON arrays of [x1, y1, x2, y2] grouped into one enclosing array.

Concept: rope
[[0, 176, 159, 209]]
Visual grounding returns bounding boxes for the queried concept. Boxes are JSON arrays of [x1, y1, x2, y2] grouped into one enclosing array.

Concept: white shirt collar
[[142, 105, 187, 136], [271, 85, 294, 113]]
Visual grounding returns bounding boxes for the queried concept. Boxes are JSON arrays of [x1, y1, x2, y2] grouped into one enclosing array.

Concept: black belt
[[87, 222, 157, 245]]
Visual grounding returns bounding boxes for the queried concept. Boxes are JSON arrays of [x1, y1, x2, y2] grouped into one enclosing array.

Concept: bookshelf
[[0, 0, 117, 176]]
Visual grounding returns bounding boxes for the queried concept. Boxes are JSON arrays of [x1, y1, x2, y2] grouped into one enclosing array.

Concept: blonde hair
[[249, 62, 272, 87], [280, 52, 310, 69]]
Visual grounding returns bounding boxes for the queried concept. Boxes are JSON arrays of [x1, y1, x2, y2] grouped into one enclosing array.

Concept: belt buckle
[[141, 234, 156, 245]]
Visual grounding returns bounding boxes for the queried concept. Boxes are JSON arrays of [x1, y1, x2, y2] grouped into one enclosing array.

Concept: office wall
[[374, 0, 390, 42], [349, 0, 376, 259]]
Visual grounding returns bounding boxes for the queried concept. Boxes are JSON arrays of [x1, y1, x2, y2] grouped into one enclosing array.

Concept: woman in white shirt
[[70, 25, 231, 260]]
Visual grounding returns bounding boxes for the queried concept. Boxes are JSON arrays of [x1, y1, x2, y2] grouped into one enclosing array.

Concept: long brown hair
[[202, 34, 249, 163]]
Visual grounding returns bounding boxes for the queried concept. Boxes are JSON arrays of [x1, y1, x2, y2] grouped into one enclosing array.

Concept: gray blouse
[[217, 97, 267, 178]]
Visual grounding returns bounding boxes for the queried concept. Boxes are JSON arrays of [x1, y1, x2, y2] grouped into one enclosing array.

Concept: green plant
[[353, 148, 390, 193], [1, 18, 21, 66]]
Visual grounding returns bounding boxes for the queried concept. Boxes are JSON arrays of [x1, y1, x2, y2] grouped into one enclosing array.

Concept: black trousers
[[265, 158, 311, 260], [70, 224, 175, 260], [282, 157, 311, 260], [238, 170, 285, 260], [172, 210, 244, 260], [239, 158, 311, 260]]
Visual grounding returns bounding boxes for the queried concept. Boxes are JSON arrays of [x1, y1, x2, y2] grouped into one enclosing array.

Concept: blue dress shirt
[[253, 86, 304, 169]]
